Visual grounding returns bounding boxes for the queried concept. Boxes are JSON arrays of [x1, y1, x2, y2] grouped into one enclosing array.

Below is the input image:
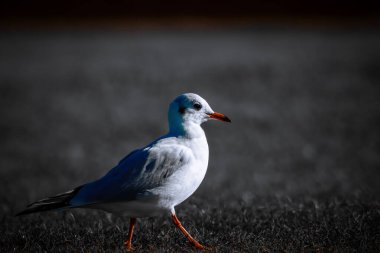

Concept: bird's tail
[[16, 185, 83, 216]]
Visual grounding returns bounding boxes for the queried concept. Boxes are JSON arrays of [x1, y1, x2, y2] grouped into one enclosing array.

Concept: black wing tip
[[15, 205, 53, 217], [15, 185, 84, 217], [15, 207, 42, 216]]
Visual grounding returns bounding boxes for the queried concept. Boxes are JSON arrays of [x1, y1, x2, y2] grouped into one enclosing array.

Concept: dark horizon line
[[1, 15, 379, 30], [1, 0, 379, 20]]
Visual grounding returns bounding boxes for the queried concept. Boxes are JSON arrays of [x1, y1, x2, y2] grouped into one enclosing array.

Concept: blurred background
[[0, 1, 379, 251]]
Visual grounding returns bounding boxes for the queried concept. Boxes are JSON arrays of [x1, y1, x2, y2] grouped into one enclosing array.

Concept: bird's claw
[[193, 243, 214, 251], [124, 242, 134, 251], [199, 245, 215, 251]]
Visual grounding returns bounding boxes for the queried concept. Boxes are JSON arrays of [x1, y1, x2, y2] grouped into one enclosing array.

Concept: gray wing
[[70, 143, 192, 206]]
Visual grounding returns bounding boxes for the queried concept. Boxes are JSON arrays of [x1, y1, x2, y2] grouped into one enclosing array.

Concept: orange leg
[[171, 214, 205, 250], [124, 217, 136, 251]]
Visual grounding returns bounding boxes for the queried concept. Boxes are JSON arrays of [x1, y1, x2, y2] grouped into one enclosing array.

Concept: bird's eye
[[193, 103, 202, 111]]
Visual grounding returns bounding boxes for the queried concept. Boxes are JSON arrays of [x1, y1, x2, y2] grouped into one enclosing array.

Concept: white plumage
[[18, 93, 231, 250]]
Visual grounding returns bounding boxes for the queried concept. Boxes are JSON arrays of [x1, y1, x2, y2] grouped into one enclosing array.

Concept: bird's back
[[69, 134, 209, 216]]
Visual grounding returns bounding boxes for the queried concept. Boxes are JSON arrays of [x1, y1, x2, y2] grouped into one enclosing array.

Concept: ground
[[0, 27, 379, 252]]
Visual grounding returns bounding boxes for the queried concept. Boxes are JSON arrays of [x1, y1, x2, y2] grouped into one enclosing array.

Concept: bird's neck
[[167, 121, 209, 165], [169, 122, 209, 164], [169, 121, 206, 139]]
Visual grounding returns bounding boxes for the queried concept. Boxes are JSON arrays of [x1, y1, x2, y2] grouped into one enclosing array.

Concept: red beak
[[207, 112, 231, 123]]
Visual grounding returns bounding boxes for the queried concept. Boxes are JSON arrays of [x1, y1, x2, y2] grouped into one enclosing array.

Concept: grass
[[3, 196, 379, 252], [0, 27, 379, 252]]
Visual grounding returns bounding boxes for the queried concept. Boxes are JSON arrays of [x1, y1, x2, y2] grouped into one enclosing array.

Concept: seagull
[[17, 93, 231, 250]]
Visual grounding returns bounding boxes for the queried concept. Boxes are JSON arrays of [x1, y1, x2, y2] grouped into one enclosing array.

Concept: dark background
[[2, 0, 379, 18], [1, 2, 380, 252]]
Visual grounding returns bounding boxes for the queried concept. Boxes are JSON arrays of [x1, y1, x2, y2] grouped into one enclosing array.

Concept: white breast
[[152, 135, 209, 209]]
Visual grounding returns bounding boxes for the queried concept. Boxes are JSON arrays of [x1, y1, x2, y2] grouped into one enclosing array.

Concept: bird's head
[[168, 93, 230, 135]]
